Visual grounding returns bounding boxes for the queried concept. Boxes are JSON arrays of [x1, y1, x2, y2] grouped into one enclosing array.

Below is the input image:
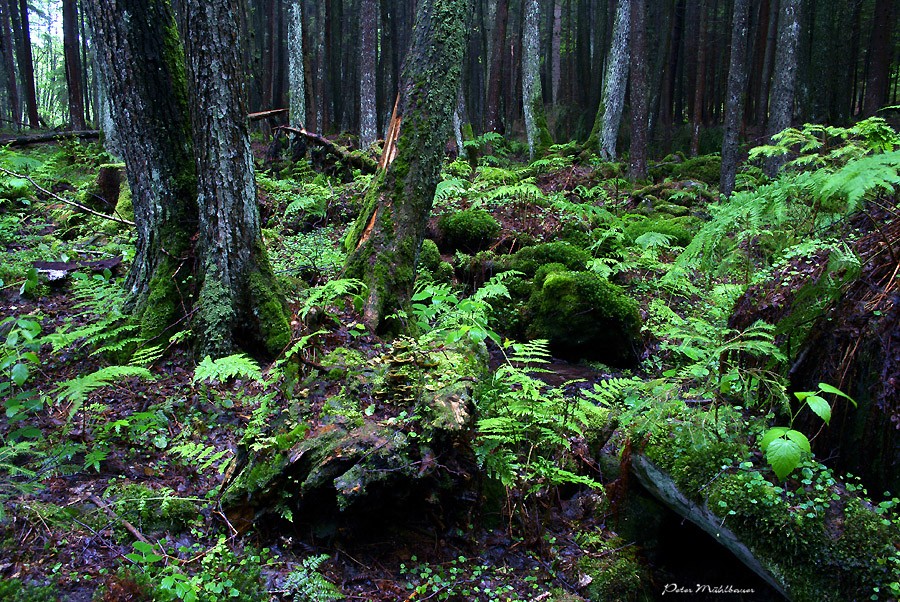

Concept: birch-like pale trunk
[[588, 0, 629, 160], [522, 0, 550, 158], [287, 0, 305, 128], [359, 0, 377, 148]]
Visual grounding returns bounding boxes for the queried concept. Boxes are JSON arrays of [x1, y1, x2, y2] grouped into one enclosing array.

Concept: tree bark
[[766, 0, 801, 177], [344, 0, 468, 334], [689, 0, 708, 157], [11, 0, 37, 127], [0, 0, 19, 127], [484, 0, 508, 132], [522, 0, 551, 158], [550, 0, 562, 105], [588, 0, 629, 160], [83, 0, 198, 343], [179, 0, 291, 357], [62, 0, 86, 129], [862, 0, 895, 116], [628, 0, 649, 181], [359, 0, 377, 148], [720, 0, 751, 197], [287, 0, 305, 128]]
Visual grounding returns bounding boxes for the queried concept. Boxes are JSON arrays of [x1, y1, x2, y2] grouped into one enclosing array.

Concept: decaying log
[[275, 125, 378, 174], [0, 129, 100, 147], [248, 108, 288, 121]]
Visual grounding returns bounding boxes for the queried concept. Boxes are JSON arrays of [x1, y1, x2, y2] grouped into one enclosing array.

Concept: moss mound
[[508, 241, 591, 277], [437, 208, 500, 252], [624, 216, 695, 247], [528, 269, 641, 364]]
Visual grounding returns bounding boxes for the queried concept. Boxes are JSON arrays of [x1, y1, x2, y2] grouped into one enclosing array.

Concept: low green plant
[[283, 554, 344, 601], [399, 555, 530, 601], [760, 383, 856, 480]]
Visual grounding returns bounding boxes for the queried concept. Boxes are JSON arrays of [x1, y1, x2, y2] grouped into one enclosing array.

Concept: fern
[[169, 442, 231, 475], [300, 278, 367, 321], [56, 365, 154, 417], [193, 353, 262, 385], [283, 555, 344, 602], [434, 177, 469, 205], [819, 150, 900, 209]]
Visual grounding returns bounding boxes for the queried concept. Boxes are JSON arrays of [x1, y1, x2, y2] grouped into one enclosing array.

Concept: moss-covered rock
[[624, 217, 695, 248], [437, 208, 500, 252], [576, 534, 651, 601], [507, 241, 591, 277], [417, 238, 442, 272], [527, 269, 641, 364]]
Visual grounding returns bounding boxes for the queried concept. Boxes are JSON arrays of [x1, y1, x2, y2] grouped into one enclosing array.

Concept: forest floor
[[0, 134, 897, 601]]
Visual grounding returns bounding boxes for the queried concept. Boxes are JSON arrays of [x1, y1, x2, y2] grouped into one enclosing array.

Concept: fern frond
[[56, 366, 154, 416], [129, 345, 165, 368], [170, 442, 231, 474], [820, 150, 900, 209], [300, 278, 367, 320], [193, 354, 263, 385]]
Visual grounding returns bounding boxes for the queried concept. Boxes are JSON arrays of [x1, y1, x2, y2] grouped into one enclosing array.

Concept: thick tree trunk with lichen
[[343, 0, 467, 334], [287, 0, 305, 129], [83, 0, 198, 344], [179, 0, 290, 358], [522, 0, 552, 158], [587, 0, 629, 160], [358, 0, 377, 149]]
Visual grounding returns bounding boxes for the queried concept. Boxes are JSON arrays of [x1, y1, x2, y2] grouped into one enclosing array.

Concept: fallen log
[[275, 125, 377, 174], [248, 108, 288, 121], [0, 129, 100, 147]]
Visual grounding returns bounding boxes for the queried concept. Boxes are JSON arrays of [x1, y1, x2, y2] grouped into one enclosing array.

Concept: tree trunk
[[359, 0, 377, 148], [550, 0, 562, 105], [288, 0, 306, 128], [689, 0, 707, 157], [11, 0, 37, 127], [756, 0, 779, 126], [62, 0, 86, 129], [862, 0, 895, 116], [83, 0, 198, 342], [179, 0, 291, 357], [344, 0, 467, 334], [628, 0, 648, 180], [766, 0, 801, 177], [720, 0, 751, 197], [588, 0, 629, 160], [0, 0, 19, 127], [484, 0, 508, 132], [522, 0, 551, 157]]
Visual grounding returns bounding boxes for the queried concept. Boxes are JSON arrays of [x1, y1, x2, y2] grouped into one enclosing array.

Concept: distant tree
[[863, 0, 896, 116], [287, 0, 305, 128], [766, 0, 801, 177], [344, 0, 467, 333], [86, 0, 290, 358], [484, 0, 509, 133], [0, 0, 19, 127], [588, 0, 629, 160], [628, 0, 649, 180], [62, 0, 85, 129], [359, 0, 377, 148], [10, 0, 38, 127], [720, 0, 751, 197], [522, 0, 552, 157]]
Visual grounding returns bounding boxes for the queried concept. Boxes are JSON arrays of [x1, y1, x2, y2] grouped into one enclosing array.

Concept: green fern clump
[[437, 208, 500, 252], [104, 483, 198, 534], [507, 241, 591, 277], [528, 269, 641, 364], [283, 555, 344, 601]]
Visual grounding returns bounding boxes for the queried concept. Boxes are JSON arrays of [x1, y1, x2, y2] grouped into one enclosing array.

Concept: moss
[[105, 483, 198, 534], [508, 241, 591, 277], [417, 238, 442, 272], [577, 535, 650, 601], [650, 154, 722, 187], [248, 267, 291, 356], [114, 181, 133, 222], [437, 208, 500, 252], [527, 269, 641, 364], [0, 579, 57, 602], [624, 216, 695, 247], [195, 269, 237, 358]]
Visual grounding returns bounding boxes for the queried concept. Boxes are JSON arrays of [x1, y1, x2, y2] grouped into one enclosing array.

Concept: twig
[[0, 166, 135, 227], [88, 494, 151, 545]]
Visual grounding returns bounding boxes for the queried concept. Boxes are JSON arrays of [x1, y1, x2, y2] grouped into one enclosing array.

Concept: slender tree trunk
[[179, 0, 291, 357], [62, 0, 85, 129], [484, 0, 508, 132], [766, 0, 801, 177], [550, 0, 562, 105], [862, 0, 895, 116], [522, 0, 551, 157], [288, 0, 306, 127], [689, 0, 707, 157], [358, 0, 377, 148], [629, 0, 649, 180], [84, 0, 197, 342], [344, 0, 467, 333], [720, 0, 751, 197], [0, 0, 19, 127], [588, 0, 629, 160], [12, 0, 37, 127]]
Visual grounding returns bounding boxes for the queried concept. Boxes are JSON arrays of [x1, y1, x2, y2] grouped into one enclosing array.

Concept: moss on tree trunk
[[344, 0, 468, 334]]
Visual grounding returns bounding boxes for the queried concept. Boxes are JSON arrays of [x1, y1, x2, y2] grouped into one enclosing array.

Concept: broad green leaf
[[760, 426, 789, 450], [805, 395, 831, 425], [784, 429, 811, 453], [818, 382, 857, 406], [793, 390, 812, 402], [767, 438, 802, 480], [10, 363, 28, 387]]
